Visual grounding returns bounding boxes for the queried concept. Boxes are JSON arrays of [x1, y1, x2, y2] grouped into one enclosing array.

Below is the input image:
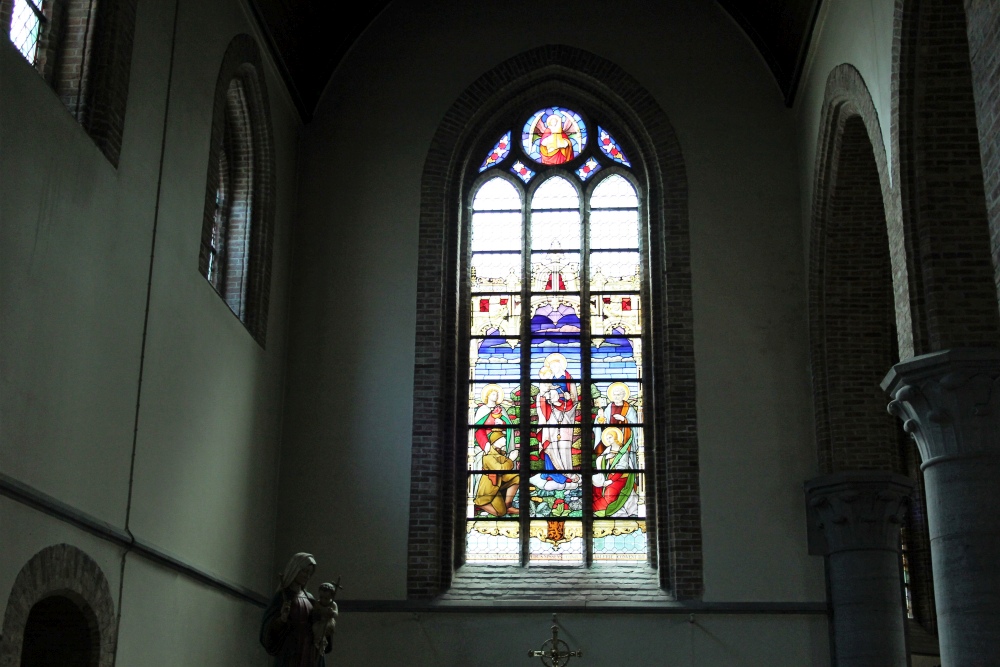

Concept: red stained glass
[[622, 298, 632, 311], [479, 132, 512, 172], [480, 299, 490, 312]]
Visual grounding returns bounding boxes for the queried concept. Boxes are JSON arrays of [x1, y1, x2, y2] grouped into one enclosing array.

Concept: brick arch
[[0, 544, 116, 667], [812, 64, 937, 636], [198, 34, 277, 346], [408, 44, 700, 599], [892, 0, 1000, 354], [809, 64, 900, 474]]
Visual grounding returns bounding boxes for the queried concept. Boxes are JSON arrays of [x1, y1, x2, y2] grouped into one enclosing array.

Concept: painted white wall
[[794, 0, 896, 243], [279, 0, 822, 633], [1, 0, 298, 660], [330, 611, 829, 667]]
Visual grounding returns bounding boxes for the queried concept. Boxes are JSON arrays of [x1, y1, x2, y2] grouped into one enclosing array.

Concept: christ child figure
[[311, 582, 339, 653]]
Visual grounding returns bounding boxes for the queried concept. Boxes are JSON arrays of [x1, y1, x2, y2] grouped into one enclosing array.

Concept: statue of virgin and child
[[260, 553, 339, 666]]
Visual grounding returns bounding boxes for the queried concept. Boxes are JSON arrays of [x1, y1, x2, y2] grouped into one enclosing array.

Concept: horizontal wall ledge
[[0, 472, 269, 608], [339, 600, 829, 615]]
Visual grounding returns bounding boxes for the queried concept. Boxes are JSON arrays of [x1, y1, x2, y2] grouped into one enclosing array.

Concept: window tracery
[[466, 106, 647, 566]]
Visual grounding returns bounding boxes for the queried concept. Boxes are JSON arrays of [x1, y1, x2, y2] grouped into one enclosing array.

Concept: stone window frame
[[198, 34, 276, 347], [407, 45, 702, 600], [0, 0, 137, 166], [0, 544, 117, 667]]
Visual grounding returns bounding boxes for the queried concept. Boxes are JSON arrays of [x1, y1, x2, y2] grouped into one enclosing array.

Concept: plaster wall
[[279, 0, 822, 624], [330, 611, 829, 667], [1, 0, 299, 658], [794, 0, 896, 250]]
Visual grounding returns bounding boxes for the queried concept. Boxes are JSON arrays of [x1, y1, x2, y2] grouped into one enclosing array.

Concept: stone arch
[[0, 544, 117, 667], [892, 0, 1000, 354], [408, 44, 700, 599]]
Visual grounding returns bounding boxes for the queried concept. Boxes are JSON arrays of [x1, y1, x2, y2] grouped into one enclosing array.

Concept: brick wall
[[198, 37, 276, 347], [814, 116, 901, 473], [897, 0, 1000, 351], [813, 62, 938, 637], [1, 0, 137, 167], [964, 0, 1000, 311], [408, 45, 701, 600]]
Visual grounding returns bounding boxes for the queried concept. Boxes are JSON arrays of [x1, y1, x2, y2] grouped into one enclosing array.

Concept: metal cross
[[528, 614, 582, 666]]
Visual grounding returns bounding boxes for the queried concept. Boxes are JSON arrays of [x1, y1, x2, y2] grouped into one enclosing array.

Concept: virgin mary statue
[[260, 552, 333, 666]]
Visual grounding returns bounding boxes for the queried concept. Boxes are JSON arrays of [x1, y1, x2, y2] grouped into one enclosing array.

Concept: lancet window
[[465, 106, 649, 565]]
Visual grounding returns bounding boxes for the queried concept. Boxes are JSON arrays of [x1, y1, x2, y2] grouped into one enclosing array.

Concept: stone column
[[805, 472, 914, 667], [883, 348, 1000, 666]]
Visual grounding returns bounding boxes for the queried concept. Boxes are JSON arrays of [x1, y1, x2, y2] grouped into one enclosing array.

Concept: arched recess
[[198, 34, 277, 346], [962, 1, 1000, 306], [892, 0, 1000, 353], [407, 45, 700, 599], [811, 64, 936, 635], [0, 544, 117, 667]]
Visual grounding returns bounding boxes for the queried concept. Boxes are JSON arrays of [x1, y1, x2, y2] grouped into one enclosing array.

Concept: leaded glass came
[[466, 113, 646, 566]]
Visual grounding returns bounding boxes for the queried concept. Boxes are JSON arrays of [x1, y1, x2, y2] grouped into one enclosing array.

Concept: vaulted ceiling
[[247, 0, 822, 120]]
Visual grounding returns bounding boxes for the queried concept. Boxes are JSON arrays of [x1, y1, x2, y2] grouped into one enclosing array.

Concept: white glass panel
[[473, 177, 521, 211], [471, 211, 521, 251], [531, 176, 579, 210], [590, 174, 638, 209], [590, 209, 639, 249]]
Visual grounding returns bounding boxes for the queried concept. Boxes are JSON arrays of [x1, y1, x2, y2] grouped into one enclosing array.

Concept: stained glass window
[[576, 157, 601, 181], [9, 0, 45, 66], [480, 132, 512, 172], [511, 161, 535, 183], [522, 108, 587, 165], [597, 127, 631, 167], [467, 113, 645, 564]]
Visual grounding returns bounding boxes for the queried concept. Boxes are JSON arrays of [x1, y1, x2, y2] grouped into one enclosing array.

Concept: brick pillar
[[805, 472, 913, 667], [964, 0, 1000, 309], [884, 348, 1000, 666]]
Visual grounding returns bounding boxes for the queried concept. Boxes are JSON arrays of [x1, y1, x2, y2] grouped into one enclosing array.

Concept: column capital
[[882, 348, 1000, 468], [805, 472, 914, 554]]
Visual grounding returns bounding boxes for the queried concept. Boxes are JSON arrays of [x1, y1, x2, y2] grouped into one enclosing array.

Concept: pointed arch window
[[465, 106, 649, 565]]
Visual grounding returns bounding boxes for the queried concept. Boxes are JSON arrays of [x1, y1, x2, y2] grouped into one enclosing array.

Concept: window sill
[[440, 563, 670, 603]]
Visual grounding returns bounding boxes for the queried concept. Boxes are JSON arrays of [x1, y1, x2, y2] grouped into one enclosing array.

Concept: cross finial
[[528, 614, 582, 666]]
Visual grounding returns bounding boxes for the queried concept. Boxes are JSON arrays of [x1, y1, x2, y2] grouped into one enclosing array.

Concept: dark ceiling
[[246, 0, 822, 120]]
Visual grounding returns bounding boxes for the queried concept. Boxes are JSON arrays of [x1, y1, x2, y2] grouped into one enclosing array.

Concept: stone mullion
[[581, 184, 593, 566], [519, 186, 532, 567]]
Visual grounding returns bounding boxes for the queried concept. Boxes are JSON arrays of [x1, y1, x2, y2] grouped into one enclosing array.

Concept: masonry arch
[[811, 63, 936, 640], [0, 544, 117, 667]]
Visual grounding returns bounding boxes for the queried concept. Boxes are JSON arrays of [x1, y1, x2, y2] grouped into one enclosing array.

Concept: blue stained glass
[[511, 161, 535, 183], [522, 108, 588, 166], [597, 127, 631, 167], [480, 132, 512, 172], [576, 157, 602, 181]]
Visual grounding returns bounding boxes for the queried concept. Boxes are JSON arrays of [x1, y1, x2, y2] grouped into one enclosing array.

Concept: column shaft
[[884, 348, 1000, 667]]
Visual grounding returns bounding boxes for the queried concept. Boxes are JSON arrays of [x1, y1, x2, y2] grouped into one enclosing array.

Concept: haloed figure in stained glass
[[472, 384, 519, 517], [535, 353, 580, 490], [539, 115, 574, 164], [593, 427, 639, 517], [473, 384, 515, 452], [473, 430, 520, 516], [595, 382, 635, 455]]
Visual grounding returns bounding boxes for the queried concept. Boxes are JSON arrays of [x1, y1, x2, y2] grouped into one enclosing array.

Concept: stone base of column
[[805, 471, 914, 667]]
